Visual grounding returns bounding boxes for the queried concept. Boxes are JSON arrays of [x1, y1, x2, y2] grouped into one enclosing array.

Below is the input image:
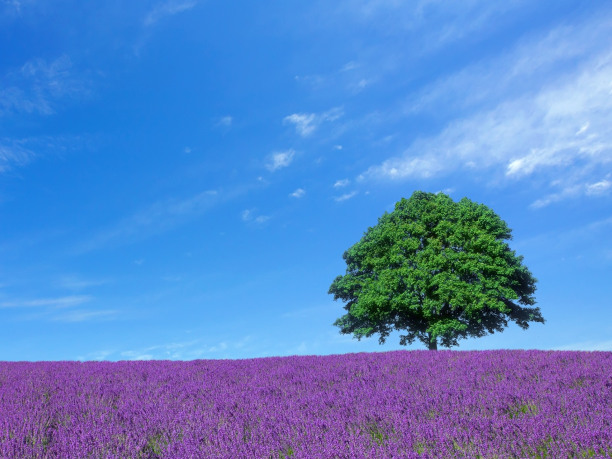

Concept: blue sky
[[1, 1, 611, 361]]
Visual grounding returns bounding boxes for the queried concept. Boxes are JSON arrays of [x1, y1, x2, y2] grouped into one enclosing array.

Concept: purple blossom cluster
[[1, 350, 611, 458]]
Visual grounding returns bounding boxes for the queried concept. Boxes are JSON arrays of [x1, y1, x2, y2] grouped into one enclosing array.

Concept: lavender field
[[1, 350, 611, 458]]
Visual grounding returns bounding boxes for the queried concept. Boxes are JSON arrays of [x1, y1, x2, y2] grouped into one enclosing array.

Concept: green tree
[[328, 191, 544, 350]]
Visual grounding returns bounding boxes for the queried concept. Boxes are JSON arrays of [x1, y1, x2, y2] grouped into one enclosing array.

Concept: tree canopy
[[328, 191, 544, 350]]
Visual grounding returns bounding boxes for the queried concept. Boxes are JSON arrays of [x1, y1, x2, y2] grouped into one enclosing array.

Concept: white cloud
[[550, 340, 612, 351], [585, 177, 611, 196], [341, 61, 360, 72], [284, 113, 317, 137], [351, 78, 370, 93], [531, 175, 611, 208], [0, 295, 92, 308], [322, 106, 344, 122], [144, 0, 197, 26], [294, 74, 325, 89], [290, 188, 305, 198], [369, 155, 445, 180], [283, 107, 343, 137], [77, 350, 114, 361], [1, 135, 84, 175], [517, 215, 612, 253], [111, 336, 254, 360], [334, 191, 357, 202], [0, 140, 33, 173], [1, 55, 87, 117], [120, 350, 154, 360], [216, 116, 233, 127], [333, 179, 350, 188], [362, 17, 612, 207], [333, 0, 539, 55], [53, 309, 116, 323], [56, 276, 108, 291], [241, 209, 269, 224], [406, 17, 611, 117], [530, 185, 582, 209], [2, 0, 38, 14], [73, 189, 222, 253], [266, 149, 295, 171], [0, 294, 114, 323], [576, 122, 589, 136]]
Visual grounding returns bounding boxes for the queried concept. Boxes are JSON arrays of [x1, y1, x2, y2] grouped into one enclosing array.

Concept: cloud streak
[[266, 149, 295, 171], [283, 107, 343, 137], [0, 294, 115, 323], [74, 190, 220, 253], [0, 139, 33, 173], [52, 309, 117, 323], [0, 295, 92, 308], [550, 340, 612, 351], [334, 191, 357, 202], [333, 179, 350, 188], [362, 14, 612, 208], [241, 209, 270, 224], [144, 0, 197, 26], [289, 188, 305, 198], [1, 55, 89, 117]]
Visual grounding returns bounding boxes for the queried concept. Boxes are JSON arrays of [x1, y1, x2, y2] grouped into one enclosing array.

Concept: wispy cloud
[[283, 107, 343, 137], [585, 177, 611, 196], [1, 0, 35, 16], [74, 190, 220, 253], [216, 115, 233, 128], [361, 14, 612, 208], [513, 215, 612, 265], [120, 350, 154, 360], [52, 309, 117, 323], [0, 139, 33, 173], [336, 0, 534, 52], [1, 134, 88, 175], [1, 55, 89, 117], [0, 294, 114, 323], [333, 179, 350, 188], [144, 0, 197, 26], [114, 336, 251, 360], [334, 191, 357, 202], [55, 275, 109, 291], [284, 113, 317, 137], [266, 149, 295, 171], [2, 0, 22, 12], [241, 209, 270, 224], [0, 295, 92, 308], [550, 340, 612, 351], [530, 175, 611, 209], [406, 17, 612, 117], [289, 188, 305, 198], [241, 209, 252, 221], [77, 350, 114, 361]]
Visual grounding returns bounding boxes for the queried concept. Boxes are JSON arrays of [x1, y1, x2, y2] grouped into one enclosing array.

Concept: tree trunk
[[428, 333, 438, 351]]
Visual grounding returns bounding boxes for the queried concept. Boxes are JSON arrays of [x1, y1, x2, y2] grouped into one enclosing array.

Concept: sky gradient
[[1, 0, 611, 361]]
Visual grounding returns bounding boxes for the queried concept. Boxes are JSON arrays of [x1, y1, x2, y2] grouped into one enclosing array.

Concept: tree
[[328, 191, 544, 350]]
